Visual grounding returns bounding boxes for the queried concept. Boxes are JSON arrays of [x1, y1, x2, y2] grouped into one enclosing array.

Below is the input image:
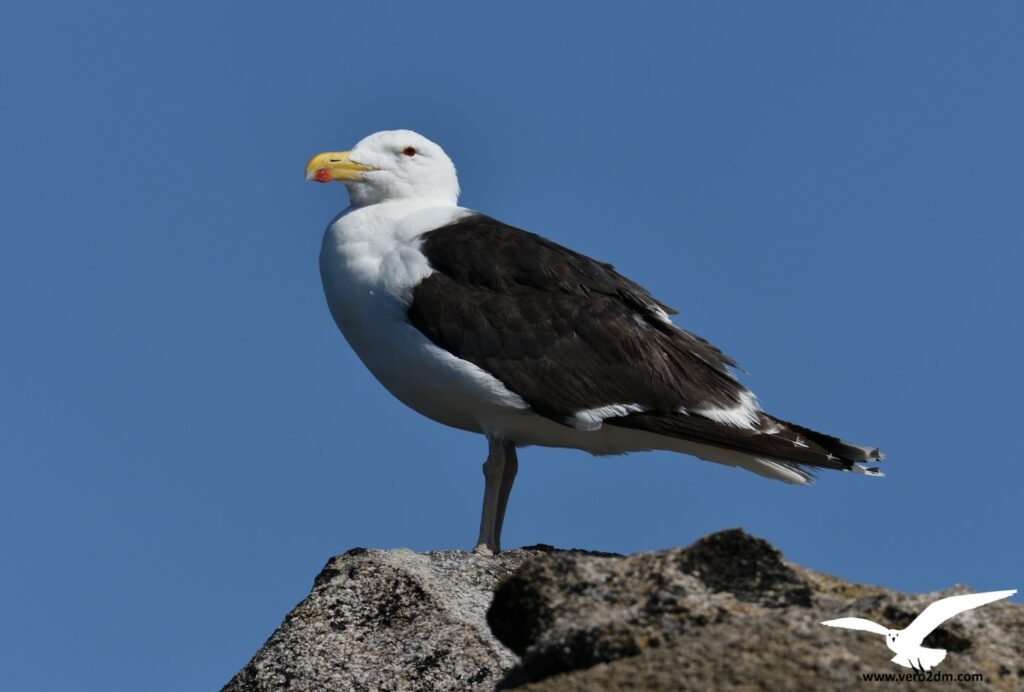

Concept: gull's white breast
[[319, 201, 530, 434]]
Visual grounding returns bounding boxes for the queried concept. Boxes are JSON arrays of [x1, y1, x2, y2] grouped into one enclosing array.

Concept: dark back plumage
[[409, 214, 747, 422], [407, 213, 882, 475]]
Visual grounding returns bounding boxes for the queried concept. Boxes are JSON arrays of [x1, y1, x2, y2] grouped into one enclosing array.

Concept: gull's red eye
[[402, 146, 417, 157]]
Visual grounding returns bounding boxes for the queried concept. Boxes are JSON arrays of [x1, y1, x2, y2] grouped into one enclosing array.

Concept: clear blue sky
[[1, 2, 1021, 690]]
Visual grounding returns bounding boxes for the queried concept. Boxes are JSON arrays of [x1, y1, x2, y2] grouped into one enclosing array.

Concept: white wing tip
[[819, 618, 866, 629], [987, 589, 1017, 599], [850, 463, 885, 477], [695, 390, 761, 429], [568, 403, 647, 431]]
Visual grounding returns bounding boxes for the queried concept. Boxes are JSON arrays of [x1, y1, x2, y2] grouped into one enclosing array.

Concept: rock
[[222, 547, 546, 692], [489, 530, 1023, 691], [224, 531, 1023, 691]]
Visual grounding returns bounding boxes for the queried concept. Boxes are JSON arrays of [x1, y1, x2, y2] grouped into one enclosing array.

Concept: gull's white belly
[[331, 296, 528, 434], [319, 204, 533, 435], [325, 306, 672, 453]]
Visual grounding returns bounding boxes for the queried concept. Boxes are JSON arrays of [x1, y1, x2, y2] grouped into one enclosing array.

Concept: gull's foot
[[472, 543, 497, 556]]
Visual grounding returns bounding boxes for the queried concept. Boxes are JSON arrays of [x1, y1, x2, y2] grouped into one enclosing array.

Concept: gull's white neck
[[320, 195, 469, 317], [330, 196, 463, 251]]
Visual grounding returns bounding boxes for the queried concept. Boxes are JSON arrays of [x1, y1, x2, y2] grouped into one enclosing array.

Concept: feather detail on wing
[[408, 213, 748, 423], [407, 212, 884, 476]]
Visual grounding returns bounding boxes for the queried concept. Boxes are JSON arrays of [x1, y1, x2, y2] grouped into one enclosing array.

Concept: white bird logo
[[821, 589, 1016, 671]]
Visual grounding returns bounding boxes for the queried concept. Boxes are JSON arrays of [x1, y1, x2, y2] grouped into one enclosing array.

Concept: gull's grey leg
[[473, 435, 507, 555], [493, 442, 518, 550]]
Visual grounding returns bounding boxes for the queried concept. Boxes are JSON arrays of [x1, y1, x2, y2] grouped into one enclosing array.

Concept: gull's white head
[[305, 130, 459, 207]]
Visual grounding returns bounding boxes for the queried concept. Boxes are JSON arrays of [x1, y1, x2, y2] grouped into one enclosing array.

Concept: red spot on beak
[[314, 169, 332, 183]]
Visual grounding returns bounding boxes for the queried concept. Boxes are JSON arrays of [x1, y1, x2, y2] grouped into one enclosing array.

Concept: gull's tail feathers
[[606, 410, 884, 483]]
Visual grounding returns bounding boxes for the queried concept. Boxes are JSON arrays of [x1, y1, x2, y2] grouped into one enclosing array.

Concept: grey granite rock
[[224, 531, 1023, 691], [489, 530, 1024, 691], [223, 547, 545, 692]]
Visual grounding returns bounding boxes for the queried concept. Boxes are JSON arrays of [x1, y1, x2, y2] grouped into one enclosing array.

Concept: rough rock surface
[[490, 530, 1023, 690], [225, 531, 1023, 691], [222, 547, 544, 692]]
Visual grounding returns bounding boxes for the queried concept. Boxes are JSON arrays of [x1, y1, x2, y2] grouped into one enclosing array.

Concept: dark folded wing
[[407, 213, 749, 426]]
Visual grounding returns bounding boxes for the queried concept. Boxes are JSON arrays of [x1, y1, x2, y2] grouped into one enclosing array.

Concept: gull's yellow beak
[[305, 151, 375, 183]]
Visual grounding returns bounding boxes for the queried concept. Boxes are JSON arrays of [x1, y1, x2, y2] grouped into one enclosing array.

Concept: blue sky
[[1, 2, 1021, 690]]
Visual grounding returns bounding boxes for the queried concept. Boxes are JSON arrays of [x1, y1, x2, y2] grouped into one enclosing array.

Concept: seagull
[[306, 129, 884, 555], [822, 589, 1017, 671]]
